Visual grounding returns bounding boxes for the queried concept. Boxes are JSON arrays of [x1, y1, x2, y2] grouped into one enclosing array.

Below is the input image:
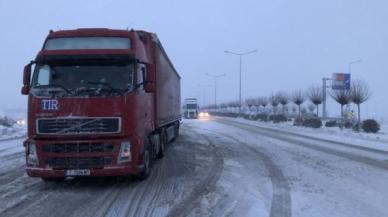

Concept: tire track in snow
[[0, 137, 25, 153], [81, 133, 199, 217], [0, 136, 25, 143], [0, 179, 71, 216], [5, 178, 127, 217], [166, 132, 224, 217], [201, 127, 292, 217], [88, 181, 131, 217], [0, 152, 23, 162], [144, 151, 178, 217], [221, 133, 291, 217], [0, 166, 25, 186], [122, 162, 165, 217]]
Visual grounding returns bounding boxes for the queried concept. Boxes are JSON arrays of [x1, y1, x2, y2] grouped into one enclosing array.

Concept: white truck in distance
[[183, 98, 198, 119]]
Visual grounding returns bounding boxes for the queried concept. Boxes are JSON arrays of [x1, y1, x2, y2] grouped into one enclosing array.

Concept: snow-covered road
[[1, 117, 388, 217]]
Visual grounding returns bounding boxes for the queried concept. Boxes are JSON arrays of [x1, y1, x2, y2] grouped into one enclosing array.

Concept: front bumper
[[26, 166, 142, 178], [24, 137, 142, 178]]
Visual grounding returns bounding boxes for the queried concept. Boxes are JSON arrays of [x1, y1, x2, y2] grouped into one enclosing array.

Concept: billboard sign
[[332, 73, 351, 90]]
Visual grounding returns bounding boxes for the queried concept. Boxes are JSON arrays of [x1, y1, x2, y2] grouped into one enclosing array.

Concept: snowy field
[[227, 117, 388, 152], [0, 125, 26, 141], [1, 117, 388, 217]]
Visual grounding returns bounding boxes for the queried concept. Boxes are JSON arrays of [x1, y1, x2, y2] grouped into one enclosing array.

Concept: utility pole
[[206, 73, 226, 107], [224, 49, 257, 115]]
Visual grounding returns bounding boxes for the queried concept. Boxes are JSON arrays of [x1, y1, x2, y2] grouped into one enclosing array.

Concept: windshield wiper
[[84, 81, 124, 95], [34, 84, 72, 94]]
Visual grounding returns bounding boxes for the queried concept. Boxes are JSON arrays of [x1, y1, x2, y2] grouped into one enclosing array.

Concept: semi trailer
[[21, 28, 181, 181]]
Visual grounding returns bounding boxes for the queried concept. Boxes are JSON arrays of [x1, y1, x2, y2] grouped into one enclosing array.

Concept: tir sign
[[41, 99, 59, 111]]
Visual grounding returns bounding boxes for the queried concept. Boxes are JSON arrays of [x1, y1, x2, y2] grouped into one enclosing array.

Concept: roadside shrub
[[293, 117, 304, 126], [256, 114, 269, 122], [231, 113, 239, 118], [270, 114, 287, 123], [353, 124, 361, 132], [343, 121, 353, 129], [325, 120, 337, 127], [209, 112, 238, 118], [242, 114, 250, 120], [0, 116, 14, 127], [218, 112, 238, 118], [251, 114, 259, 121], [362, 119, 380, 133], [303, 118, 322, 128]]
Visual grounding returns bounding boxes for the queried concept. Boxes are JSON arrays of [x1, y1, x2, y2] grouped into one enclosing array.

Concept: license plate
[[65, 169, 91, 176]]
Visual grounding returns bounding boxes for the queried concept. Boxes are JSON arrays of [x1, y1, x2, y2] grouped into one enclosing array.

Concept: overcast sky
[[1, 0, 387, 121]]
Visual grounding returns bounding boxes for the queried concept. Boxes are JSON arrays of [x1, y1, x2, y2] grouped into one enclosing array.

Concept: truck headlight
[[118, 141, 131, 163], [27, 143, 38, 166]]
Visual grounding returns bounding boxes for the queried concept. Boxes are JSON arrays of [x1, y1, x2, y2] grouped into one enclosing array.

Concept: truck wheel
[[170, 122, 180, 143], [41, 177, 65, 182], [156, 131, 166, 159], [137, 148, 152, 180], [174, 122, 180, 137]]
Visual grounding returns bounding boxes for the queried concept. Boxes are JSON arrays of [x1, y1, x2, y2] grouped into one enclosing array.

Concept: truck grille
[[37, 117, 121, 135], [43, 143, 114, 153], [47, 157, 112, 169]]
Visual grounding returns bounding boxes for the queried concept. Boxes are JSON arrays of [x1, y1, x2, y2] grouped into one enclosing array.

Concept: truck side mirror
[[21, 61, 34, 95]]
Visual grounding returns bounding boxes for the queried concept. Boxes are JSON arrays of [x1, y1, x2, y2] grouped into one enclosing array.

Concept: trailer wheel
[[156, 131, 166, 159], [137, 148, 152, 180], [174, 122, 180, 137]]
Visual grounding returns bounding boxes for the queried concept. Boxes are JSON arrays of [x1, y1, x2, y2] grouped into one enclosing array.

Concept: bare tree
[[245, 98, 255, 109], [270, 93, 280, 115], [245, 98, 257, 114], [330, 89, 351, 121], [350, 80, 371, 127], [278, 93, 289, 115], [292, 90, 305, 118], [259, 97, 268, 114], [307, 86, 323, 117], [253, 98, 261, 113]]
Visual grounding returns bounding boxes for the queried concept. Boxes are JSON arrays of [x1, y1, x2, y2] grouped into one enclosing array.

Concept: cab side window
[[137, 63, 147, 90]]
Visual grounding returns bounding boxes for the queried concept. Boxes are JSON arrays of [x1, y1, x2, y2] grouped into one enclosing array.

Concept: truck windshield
[[187, 104, 197, 109], [31, 63, 133, 96]]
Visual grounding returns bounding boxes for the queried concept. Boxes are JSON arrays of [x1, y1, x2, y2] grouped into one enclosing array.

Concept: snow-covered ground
[[191, 117, 388, 217], [0, 124, 26, 140], [225, 117, 388, 152], [1, 117, 388, 217]]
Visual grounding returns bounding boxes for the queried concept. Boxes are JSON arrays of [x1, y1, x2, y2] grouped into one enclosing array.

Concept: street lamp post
[[347, 59, 361, 116], [224, 50, 257, 114], [349, 59, 361, 74], [206, 73, 226, 107]]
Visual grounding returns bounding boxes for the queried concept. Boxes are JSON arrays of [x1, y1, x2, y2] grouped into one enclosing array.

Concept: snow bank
[[221, 117, 388, 152]]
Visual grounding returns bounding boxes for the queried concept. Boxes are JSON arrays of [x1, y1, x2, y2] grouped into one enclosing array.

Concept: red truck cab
[[21, 28, 181, 181]]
